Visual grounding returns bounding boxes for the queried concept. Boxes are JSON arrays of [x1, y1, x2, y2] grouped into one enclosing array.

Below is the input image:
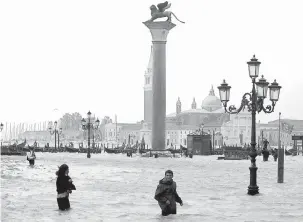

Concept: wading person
[[154, 170, 183, 216], [27, 149, 36, 166], [273, 148, 278, 161], [56, 164, 76, 211]]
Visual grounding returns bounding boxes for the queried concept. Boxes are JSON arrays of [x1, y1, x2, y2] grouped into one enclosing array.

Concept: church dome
[[202, 86, 222, 112]]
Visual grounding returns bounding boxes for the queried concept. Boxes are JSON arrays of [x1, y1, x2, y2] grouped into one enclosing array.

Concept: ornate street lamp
[[0, 122, 3, 149], [218, 55, 281, 195], [48, 121, 62, 151], [81, 111, 100, 158]]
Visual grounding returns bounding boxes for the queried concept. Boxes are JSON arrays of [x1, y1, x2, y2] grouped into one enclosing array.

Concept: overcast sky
[[0, 0, 302, 124]]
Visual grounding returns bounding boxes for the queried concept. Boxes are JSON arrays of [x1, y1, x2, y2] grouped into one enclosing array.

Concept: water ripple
[[1, 154, 303, 222]]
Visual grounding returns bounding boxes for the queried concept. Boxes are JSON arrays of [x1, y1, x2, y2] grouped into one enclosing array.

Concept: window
[[184, 139, 187, 145]]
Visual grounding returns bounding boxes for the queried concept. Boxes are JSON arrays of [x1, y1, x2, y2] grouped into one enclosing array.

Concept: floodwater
[[1, 153, 303, 222]]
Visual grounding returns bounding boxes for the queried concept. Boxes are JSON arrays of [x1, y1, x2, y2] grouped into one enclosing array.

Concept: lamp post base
[[248, 185, 259, 195], [87, 149, 91, 158], [248, 166, 259, 195]]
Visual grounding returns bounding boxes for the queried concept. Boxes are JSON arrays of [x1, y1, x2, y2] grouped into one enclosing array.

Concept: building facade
[[220, 108, 259, 146], [261, 119, 303, 148]]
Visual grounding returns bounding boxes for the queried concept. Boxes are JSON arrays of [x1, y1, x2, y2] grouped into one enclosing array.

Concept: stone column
[[143, 21, 176, 150]]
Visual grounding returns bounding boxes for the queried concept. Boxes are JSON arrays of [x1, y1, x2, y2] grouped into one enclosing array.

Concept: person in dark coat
[[272, 148, 278, 161], [56, 164, 76, 211], [27, 150, 36, 166], [262, 148, 270, 161], [154, 170, 183, 216]]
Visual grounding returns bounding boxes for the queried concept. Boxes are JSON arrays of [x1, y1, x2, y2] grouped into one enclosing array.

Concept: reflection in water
[[1, 153, 303, 222]]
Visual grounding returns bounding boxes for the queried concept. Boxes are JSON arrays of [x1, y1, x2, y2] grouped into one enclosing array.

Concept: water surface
[[1, 153, 303, 221]]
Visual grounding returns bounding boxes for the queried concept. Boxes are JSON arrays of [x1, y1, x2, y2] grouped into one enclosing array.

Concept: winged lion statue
[[147, 1, 185, 24]]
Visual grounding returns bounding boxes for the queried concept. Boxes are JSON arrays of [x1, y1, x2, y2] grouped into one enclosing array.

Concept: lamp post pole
[[57, 128, 62, 149], [209, 128, 216, 154], [81, 111, 100, 158], [49, 121, 62, 151], [277, 112, 284, 183], [0, 122, 3, 149], [199, 123, 204, 155], [131, 133, 135, 145], [261, 130, 264, 148], [213, 129, 215, 153], [218, 55, 282, 195]]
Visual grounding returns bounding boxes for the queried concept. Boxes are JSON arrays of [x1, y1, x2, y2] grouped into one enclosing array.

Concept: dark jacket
[[154, 179, 182, 215], [56, 175, 76, 194], [262, 149, 270, 158]]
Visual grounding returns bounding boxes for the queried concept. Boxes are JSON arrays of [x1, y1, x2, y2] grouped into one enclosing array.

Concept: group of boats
[[2, 139, 300, 159], [0, 139, 191, 158], [1, 140, 103, 155]]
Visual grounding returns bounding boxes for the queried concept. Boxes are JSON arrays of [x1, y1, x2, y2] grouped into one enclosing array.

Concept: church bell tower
[[176, 97, 182, 115], [191, 97, 197, 109], [144, 46, 153, 123]]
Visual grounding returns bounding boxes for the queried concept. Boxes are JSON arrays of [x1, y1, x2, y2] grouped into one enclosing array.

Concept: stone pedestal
[[143, 21, 176, 150]]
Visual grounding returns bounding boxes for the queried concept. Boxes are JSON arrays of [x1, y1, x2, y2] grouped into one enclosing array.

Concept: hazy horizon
[[1, 0, 302, 124]]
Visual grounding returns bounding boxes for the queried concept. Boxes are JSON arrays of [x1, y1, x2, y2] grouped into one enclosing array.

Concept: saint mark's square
[[1, 1, 303, 221]]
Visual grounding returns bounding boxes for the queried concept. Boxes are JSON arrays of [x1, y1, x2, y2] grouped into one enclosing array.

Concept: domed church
[[166, 86, 230, 127]]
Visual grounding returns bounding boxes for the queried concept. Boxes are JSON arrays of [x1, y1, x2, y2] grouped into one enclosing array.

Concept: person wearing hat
[[56, 164, 76, 210], [154, 170, 183, 216]]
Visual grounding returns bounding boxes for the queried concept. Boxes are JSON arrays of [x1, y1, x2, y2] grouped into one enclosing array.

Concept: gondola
[[65, 147, 79, 153], [104, 147, 123, 154], [167, 148, 182, 154], [139, 149, 151, 154]]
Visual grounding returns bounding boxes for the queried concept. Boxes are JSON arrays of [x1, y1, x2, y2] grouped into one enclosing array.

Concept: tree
[[59, 112, 83, 130], [71, 112, 82, 130]]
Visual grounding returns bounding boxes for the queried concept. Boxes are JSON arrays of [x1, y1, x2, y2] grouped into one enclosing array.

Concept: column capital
[[143, 21, 176, 42]]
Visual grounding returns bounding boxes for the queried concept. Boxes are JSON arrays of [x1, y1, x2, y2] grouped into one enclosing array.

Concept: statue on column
[[147, 1, 185, 23]]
